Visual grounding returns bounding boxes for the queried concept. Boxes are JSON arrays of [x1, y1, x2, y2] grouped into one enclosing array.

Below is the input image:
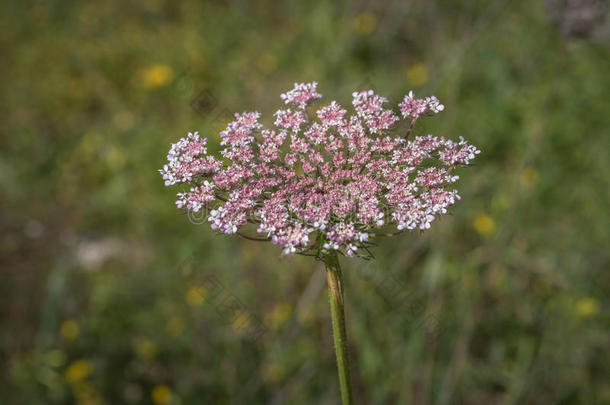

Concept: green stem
[[325, 253, 353, 405]]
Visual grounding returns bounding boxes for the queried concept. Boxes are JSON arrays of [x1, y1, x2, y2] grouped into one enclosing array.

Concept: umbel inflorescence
[[160, 82, 479, 258]]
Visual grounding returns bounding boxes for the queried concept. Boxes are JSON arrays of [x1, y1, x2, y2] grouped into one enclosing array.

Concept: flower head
[[161, 83, 479, 258], [159, 131, 221, 186], [280, 82, 322, 109], [398, 90, 445, 119]]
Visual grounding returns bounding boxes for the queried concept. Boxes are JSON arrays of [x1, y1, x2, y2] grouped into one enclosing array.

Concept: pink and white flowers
[[160, 83, 479, 257]]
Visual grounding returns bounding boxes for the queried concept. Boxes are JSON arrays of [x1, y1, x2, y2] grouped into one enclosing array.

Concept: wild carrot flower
[[160, 83, 479, 258], [161, 82, 480, 405]]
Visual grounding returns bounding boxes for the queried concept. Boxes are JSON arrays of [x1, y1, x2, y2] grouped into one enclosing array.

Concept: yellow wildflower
[[60, 320, 79, 340], [575, 297, 600, 319], [65, 359, 94, 384], [186, 285, 207, 306], [407, 64, 429, 86], [473, 214, 496, 236], [151, 385, 172, 405], [140, 64, 174, 88], [231, 310, 251, 334]]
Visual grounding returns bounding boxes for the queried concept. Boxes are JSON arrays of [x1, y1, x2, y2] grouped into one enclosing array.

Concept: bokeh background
[[2, 0, 609, 404]]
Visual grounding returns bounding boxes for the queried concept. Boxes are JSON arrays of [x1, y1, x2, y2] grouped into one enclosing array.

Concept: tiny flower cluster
[[161, 83, 479, 257], [399, 91, 444, 119]]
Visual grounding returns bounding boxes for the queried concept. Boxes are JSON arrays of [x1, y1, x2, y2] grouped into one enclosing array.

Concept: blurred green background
[[2, 0, 609, 404]]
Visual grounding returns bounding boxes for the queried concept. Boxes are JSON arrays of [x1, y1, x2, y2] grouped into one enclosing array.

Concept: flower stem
[[325, 253, 353, 405]]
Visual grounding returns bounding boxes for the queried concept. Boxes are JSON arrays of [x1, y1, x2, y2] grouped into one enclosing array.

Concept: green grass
[[2, 0, 609, 404]]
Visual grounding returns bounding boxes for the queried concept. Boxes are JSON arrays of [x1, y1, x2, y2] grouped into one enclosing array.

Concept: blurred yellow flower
[[407, 64, 429, 86], [60, 320, 80, 340], [265, 303, 293, 330], [186, 285, 207, 306], [353, 12, 376, 35], [151, 384, 172, 405], [134, 338, 158, 360], [65, 359, 94, 384], [520, 167, 539, 188], [575, 297, 600, 319], [231, 310, 251, 334], [140, 64, 174, 89], [473, 214, 496, 236]]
